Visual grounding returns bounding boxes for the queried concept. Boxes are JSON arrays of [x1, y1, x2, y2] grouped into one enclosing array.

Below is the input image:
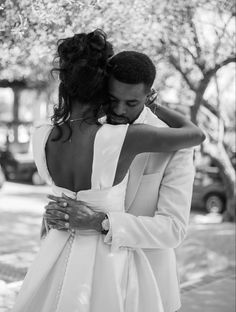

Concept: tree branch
[[201, 99, 220, 118], [205, 56, 236, 78], [214, 14, 234, 57], [168, 55, 196, 91], [188, 12, 202, 59]]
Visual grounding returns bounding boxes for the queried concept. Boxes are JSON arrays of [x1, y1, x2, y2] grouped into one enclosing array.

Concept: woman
[[12, 29, 205, 312]]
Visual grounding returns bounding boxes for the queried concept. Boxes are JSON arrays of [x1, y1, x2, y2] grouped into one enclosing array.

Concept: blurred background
[[0, 0, 235, 311]]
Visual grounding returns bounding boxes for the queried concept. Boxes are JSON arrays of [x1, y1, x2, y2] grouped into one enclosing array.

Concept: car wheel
[[32, 171, 45, 185], [205, 194, 225, 214]]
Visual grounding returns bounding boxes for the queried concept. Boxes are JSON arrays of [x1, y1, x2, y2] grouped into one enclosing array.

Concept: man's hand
[[44, 194, 107, 232]]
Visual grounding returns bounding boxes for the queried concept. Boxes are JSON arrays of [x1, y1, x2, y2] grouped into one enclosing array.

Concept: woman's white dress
[[12, 123, 164, 312]]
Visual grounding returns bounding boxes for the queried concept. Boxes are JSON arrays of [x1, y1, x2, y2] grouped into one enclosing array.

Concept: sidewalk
[[0, 182, 48, 311], [177, 213, 235, 312], [180, 272, 235, 312]]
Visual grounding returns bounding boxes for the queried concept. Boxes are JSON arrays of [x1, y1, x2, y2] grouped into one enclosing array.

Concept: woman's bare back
[[45, 123, 133, 192], [46, 123, 101, 192]]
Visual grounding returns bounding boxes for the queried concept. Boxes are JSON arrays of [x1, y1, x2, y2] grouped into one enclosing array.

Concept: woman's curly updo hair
[[51, 29, 114, 140]]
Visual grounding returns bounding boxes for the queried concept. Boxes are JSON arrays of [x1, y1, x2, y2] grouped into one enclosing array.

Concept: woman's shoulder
[[33, 123, 53, 137], [32, 123, 53, 148], [34, 122, 53, 131]]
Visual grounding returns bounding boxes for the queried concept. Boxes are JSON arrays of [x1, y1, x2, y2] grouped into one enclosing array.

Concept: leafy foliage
[[0, 0, 162, 85], [156, 0, 235, 120], [0, 0, 235, 106]]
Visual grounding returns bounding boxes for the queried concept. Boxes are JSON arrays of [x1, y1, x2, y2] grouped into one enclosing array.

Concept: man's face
[[107, 75, 149, 125]]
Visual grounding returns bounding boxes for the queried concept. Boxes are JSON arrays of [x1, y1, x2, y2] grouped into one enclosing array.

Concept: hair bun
[[87, 29, 106, 52], [87, 29, 114, 68], [55, 29, 114, 102]]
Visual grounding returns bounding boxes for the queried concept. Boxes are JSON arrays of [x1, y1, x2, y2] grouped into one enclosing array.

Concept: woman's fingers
[[45, 209, 69, 221], [48, 194, 92, 211], [47, 195, 68, 207], [61, 193, 92, 208], [45, 203, 66, 212], [45, 205, 87, 221], [47, 221, 68, 231], [61, 194, 81, 207], [47, 194, 63, 202]]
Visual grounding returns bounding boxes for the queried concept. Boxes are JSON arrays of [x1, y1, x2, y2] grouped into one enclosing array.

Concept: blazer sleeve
[[104, 148, 195, 250]]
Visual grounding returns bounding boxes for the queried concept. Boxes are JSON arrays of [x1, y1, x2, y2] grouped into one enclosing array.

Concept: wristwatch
[[101, 214, 110, 235]]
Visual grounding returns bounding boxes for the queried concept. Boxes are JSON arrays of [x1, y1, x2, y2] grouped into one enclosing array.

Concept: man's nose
[[112, 102, 126, 116]]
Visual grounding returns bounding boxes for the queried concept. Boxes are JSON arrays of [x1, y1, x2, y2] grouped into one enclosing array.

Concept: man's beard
[[105, 106, 131, 125], [107, 113, 130, 125]]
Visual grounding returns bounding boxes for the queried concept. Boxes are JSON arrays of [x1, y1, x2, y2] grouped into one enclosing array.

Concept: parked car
[[0, 149, 45, 185], [0, 164, 5, 189], [191, 166, 227, 214]]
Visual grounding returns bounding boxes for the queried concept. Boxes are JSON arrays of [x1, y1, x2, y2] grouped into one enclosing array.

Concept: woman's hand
[[44, 194, 106, 232]]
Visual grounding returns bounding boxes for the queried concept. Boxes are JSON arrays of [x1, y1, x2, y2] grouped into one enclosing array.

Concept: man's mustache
[[107, 112, 130, 124]]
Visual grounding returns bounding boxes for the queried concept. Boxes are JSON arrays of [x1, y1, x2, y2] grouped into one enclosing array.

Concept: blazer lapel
[[125, 153, 149, 211]]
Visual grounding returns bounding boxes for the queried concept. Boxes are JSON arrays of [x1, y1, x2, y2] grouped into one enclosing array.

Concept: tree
[[0, 0, 164, 132], [0, 0, 163, 85], [156, 0, 235, 121], [155, 0, 236, 220], [1, 0, 235, 219]]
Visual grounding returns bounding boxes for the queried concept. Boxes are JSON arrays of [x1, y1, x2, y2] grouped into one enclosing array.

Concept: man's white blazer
[[106, 107, 195, 312]]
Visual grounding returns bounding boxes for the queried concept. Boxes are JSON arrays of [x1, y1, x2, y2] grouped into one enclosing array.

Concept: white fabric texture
[[12, 122, 164, 312]]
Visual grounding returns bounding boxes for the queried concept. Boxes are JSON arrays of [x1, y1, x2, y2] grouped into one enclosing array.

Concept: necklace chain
[[69, 117, 84, 122]]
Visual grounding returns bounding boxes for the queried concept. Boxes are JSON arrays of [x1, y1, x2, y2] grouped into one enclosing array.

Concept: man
[[45, 51, 195, 312]]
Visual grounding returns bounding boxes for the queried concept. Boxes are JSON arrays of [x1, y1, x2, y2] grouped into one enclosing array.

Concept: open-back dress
[[12, 123, 164, 312]]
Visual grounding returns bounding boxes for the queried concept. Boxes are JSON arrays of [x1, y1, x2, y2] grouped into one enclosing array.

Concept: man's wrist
[[101, 214, 110, 235], [93, 212, 108, 233]]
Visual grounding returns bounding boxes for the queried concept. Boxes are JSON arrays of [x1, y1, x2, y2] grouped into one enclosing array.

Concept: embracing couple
[[12, 29, 205, 312]]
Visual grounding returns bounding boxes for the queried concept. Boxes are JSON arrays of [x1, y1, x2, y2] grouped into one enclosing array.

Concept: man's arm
[[105, 148, 195, 250]]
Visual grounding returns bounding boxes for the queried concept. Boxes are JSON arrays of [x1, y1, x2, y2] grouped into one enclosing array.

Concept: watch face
[[102, 219, 110, 231]]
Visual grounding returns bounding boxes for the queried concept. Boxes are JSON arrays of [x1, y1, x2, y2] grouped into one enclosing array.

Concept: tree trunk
[[12, 86, 21, 142], [203, 142, 236, 222]]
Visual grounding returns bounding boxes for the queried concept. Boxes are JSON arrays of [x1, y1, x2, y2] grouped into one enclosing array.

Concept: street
[[0, 182, 50, 311], [0, 181, 235, 312]]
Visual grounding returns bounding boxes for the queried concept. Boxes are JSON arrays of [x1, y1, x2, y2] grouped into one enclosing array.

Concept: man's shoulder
[[145, 106, 168, 128]]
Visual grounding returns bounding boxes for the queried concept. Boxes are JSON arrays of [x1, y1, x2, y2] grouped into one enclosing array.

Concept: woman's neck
[[70, 101, 96, 121]]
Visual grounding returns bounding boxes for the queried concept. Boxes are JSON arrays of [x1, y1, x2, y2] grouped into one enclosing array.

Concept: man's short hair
[[108, 51, 156, 92]]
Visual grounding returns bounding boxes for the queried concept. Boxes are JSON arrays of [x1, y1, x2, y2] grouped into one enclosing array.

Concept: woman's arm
[[126, 105, 205, 154], [154, 104, 196, 128]]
